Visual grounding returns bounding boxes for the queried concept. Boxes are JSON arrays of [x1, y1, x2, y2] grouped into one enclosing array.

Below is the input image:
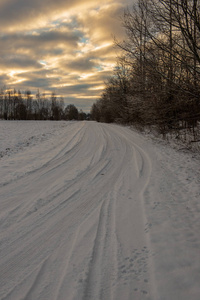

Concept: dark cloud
[[0, 29, 81, 52], [31, 30, 81, 45], [22, 78, 55, 89], [63, 57, 96, 72], [60, 83, 96, 94], [0, 0, 133, 32], [0, 0, 82, 30], [0, 54, 41, 69]]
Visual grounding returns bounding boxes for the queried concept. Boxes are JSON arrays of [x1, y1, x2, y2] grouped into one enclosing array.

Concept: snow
[[0, 120, 199, 300]]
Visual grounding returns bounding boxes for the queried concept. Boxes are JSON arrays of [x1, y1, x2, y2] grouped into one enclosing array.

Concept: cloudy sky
[[0, 0, 133, 111]]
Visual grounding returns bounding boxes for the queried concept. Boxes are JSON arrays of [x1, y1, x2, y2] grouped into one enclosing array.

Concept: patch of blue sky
[[73, 35, 90, 54], [73, 50, 82, 55], [62, 17, 79, 30], [51, 19, 61, 26], [94, 65, 104, 71], [80, 36, 89, 44], [39, 60, 47, 66]]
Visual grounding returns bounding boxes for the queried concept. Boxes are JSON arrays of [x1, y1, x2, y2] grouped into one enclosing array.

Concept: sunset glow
[[0, 0, 132, 111]]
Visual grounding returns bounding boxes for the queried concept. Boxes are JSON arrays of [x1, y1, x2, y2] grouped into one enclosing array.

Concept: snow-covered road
[[0, 121, 200, 300]]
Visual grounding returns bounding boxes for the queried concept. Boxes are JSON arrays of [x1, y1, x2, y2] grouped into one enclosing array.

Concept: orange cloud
[[0, 0, 132, 111]]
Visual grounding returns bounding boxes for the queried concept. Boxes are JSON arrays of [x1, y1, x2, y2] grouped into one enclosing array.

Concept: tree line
[[91, 0, 200, 142], [0, 88, 88, 121]]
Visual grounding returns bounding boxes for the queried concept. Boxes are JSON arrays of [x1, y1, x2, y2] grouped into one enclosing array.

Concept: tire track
[[104, 124, 158, 300], [0, 121, 156, 300], [23, 257, 50, 300], [83, 196, 117, 300]]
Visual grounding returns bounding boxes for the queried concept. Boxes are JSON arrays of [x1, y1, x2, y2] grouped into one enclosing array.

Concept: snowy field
[[0, 120, 200, 300]]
